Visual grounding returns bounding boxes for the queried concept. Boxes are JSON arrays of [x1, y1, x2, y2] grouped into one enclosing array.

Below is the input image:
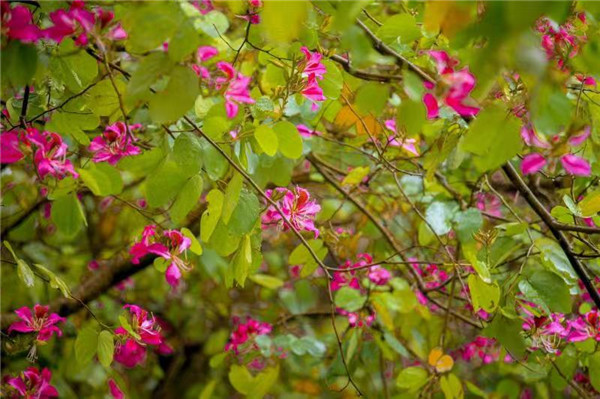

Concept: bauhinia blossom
[[367, 265, 392, 286], [88, 122, 142, 165], [1, 3, 43, 43], [114, 304, 170, 368], [28, 129, 79, 180], [108, 379, 124, 399], [299, 47, 327, 111], [130, 225, 192, 288], [296, 124, 323, 138], [262, 187, 321, 238], [224, 316, 272, 354], [44, 0, 96, 46], [215, 62, 255, 118], [2, 367, 58, 399], [337, 308, 376, 328], [331, 253, 373, 291], [0, 132, 25, 164], [423, 50, 480, 119], [536, 12, 587, 70], [8, 304, 66, 342], [521, 126, 591, 176]]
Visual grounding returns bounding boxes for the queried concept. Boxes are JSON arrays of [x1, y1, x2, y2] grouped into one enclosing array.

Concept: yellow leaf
[[428, 347, 454, 373], [579, 191, 600, 217]]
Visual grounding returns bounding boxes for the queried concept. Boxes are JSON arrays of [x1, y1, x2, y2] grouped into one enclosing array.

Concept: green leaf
[[355, 83, 389, 116], [342, 166, 369, 186], [468, 274, 500, 313], [52, 194, 85, 238], [531, 84, 573, 134], [17, 259, 35, 288], [377, 13, 422, 44], [201, 190, 224, 242], [519, 270, 572, 313], [126, 52, 172, 103], [149, 66, 199, 123], [536, 238, 578, 283], [85, 79, 127, 117], [227, 190, 260, 236], [249, 274, 284, 289], [118, 314, 141, 341], [461, 105, 522, 171], [484, 314, 526, 359], [397, 99, 426, 136], [425, 202, 458, 235], [122, 2, 181, 53], [78, 163, 124, 196], [34, 264, 71, 298], [403, 70, 425, 102], [260, 1, 308, 43], [222, 173, 244, 225], [168, 17, 201, 61], [274, 121, 303, 159], [45, 110, 99, 146], [440, 373, 463, 399], [228, 365, 279, 398], [50, 41, 98, 92], [321, 60, 343, 100], [590, 352, 600, 392], [453, 208, 483, 243], [171, 175, 203, 224], [1, 41, 38, 86], [75, 327, 98, 367], [196, 10, 230, 38], [579, 190, 600, 217], [97, 330, 114, 368], [396, 367, 429, 392], [233, 234, 252, 287], [254, 125, 278, 156], [334, 287, 365, 312], [145, 160, 189, 208], [181, 227, 202, 255], [173, 132, 203, 174]]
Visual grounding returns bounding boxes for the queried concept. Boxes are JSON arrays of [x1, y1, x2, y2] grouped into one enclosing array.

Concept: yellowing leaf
[[579, 191, 600, 217], [428, 347, 454, 373], [342, 166, 370, 186]]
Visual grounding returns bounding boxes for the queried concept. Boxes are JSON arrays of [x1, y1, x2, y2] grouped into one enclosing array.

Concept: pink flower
[[296, 124, 322, 138], [129, 226, 191, 288], [568, 126, 591, 147], [1, 4, 43, 43], [521, 153, 547, 175], [262, 187, 321, 238], [0, 132, 25, 164], [26, 128, 79, 180], [8, 304, 65, 342], [114, 304, 167, 368], [88, 122, 142, 165], [337, 308, 375, 328], [367, 265, 391, 286], [197, 46, 218, 62], [44, 1, 95, 45], [192, 0, 214, 15], [215, 62, 255, 118], [567, 310, 600, 342], [224, 316, 272, 354], [576, 74, 597, 87], [536, 14, 587, 70], [520, 125, 550, 148], [475, 192, 502, 218], [383, 119, 420, 156], [423, 51, 479, 119], [301, 74, 326, 111], [300, 47, 327, 79], [107, 23, 127, 41], [458, 336, 500, 364], [560, 154, 591, 176], [108, 379, 124, 399], [331, 253, 372, 291], [2, 367, 58, 399]]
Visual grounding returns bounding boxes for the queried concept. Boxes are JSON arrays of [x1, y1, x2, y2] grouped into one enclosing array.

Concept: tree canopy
[[2, 0, 600, 398]]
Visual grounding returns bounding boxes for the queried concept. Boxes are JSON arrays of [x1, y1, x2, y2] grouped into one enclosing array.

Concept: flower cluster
[[1, 0, 126, 46], [536, 12, 587, 70], [331, 254, 391, 291], [114, 304, 171, 368], [89, 122, 142, 165], [2, 367, 58, 399], [423, 50, 480, 119], [262, 187, 321, 238], [299, 47, 327, 111], [130, 225, 192, 288], [1, 128, 79, 181], [456, 336, 501, 364], [337, 308, 376, 328], [520, 125, 591, 176], [225, 316, 272, 354], [475, 192, 502, 218], [8, 304, 65, 343], [239, 0, 263, 25]]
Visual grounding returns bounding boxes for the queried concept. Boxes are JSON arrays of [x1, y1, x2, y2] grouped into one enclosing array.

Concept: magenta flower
[[331, 253, 373, 291], [0, 132, 25, 164], [301, 74, 326, 111], [114, 304, 166, 368], [262, 187, 321, 238], [422, 51, 480, 119], [560, 154, 591, 176], [44, 0, 95, 46], [2, 367, 58, 399], [383, 119, 420, 156], [298, 47, 327, 111], [367, 265, 391, 286], [224, 316, 272, 354], [1, 3, 43, 43], [108, 379, 124, 399], [458, 336, 500, 364], [130, 225, 191, 288], [566, 310, 600, 343], [521, 153, 548, 175], [197, 46, 218, 62], [475, 192, 502, 218], [192, 0, 214, 15], [8, 304, 65, 342], [536, 13, 587, 70], [296, 124, 322, 138], [214, 62, 255, 118], [88, 122, 142, 165], [26, 128, 79, 180]]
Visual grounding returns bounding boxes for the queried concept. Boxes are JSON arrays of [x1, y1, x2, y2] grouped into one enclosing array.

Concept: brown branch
[[329, 54, 403, 83]]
